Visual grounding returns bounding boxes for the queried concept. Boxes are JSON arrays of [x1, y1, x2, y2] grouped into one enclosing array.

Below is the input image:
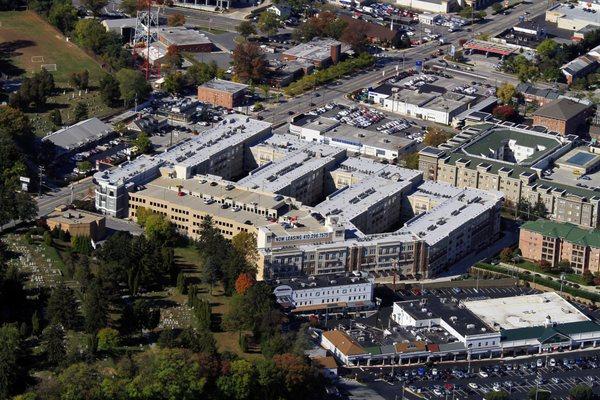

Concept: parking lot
[[359, 351, 600, 400]]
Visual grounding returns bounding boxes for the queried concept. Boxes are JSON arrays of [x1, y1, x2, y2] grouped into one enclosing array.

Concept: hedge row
[[284, 53, 375, 97], [474, 263, 600, 303]]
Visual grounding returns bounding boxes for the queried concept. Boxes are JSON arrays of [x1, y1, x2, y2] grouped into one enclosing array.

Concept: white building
[[396, 0, 457, 14], [273, 274, 375, 313], [418, 13, 442, 25]]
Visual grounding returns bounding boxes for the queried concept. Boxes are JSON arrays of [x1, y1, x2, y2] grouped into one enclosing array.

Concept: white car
[[433, 388, 443, 397], [492, 383, 501, 392], [536, 359, 544, 367], [479, 371, 489, 378], [469, 383, 478, 389], [549, 358, 557, 367]]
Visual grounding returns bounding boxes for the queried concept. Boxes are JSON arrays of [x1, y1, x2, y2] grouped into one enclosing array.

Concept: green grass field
[[0, 11, 104, 83], [0, 11, 122, 135]]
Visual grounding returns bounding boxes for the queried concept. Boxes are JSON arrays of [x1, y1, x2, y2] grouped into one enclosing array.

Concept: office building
[[289, 114, 416, 160], [282, 39, 343, 68], [197, 79, 249, 109], [157, 27, 213, 52], [45, 205, 106, 241], [273, 274, 375, 314], [368, 84, 475, 125]]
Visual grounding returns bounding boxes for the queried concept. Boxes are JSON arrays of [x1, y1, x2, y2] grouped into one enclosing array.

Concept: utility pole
[[38, 166, 44, 197]]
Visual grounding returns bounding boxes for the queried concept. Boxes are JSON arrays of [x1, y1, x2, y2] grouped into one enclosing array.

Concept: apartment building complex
[[519, 219, 600, 275], [418, 124, 600, 229], [94, 115, 272, 217], [95, 116, 504, 281]]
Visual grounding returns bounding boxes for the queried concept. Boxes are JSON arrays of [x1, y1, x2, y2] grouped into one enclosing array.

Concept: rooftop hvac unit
[[466, 324, 475, 329]]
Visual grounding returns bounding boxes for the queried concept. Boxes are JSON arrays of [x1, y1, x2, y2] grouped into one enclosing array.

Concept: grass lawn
[[511, 260, 587, 286], [0, 11, 104, 83], [173, 245, 262, 359], [0, 11, 123, 135]]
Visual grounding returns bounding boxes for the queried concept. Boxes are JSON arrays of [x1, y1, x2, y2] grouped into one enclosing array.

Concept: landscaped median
[[472, 263, 600, 304], [284, 53, 375, 97]]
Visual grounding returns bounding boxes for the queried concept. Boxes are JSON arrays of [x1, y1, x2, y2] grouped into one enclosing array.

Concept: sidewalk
[[498, 262, 600, 295]]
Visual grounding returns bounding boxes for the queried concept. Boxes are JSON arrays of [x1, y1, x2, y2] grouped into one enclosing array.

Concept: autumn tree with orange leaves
[[235, 273, 256, 295]]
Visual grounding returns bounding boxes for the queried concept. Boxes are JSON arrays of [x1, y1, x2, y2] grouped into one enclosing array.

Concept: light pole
[[560, 272, 565, 295]]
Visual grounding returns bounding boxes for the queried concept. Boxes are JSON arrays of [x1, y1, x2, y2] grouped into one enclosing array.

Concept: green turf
[[0, 11, 104, 83]]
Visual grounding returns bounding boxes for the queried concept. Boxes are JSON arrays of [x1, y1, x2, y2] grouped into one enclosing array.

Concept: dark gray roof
[[42, 117, 112, 154], [533, 98, 590, 121]]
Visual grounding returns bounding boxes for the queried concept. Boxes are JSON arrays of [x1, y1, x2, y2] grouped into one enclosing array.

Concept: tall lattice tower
[[133, 1, 161, 79]]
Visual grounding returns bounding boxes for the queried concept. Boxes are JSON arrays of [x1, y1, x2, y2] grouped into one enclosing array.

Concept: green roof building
[[519, 219, 600, 274]]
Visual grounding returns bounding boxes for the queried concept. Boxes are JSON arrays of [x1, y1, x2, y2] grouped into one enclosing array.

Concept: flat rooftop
[[238, 144, 345, 193], [158, 27, 212, 46], [463, 292, 589, 331], [94, 114, 271, 186], [557, 148, 600, 169], [47, 209, 104, 225], [314, 176, 414, 223], [401, 187, 502, 246], [336, 157, 423, 183], [547, 3, 600, 28], [283, 38, 342, 63], [199, 78, 248, 94], [463, 127, 564, 165]]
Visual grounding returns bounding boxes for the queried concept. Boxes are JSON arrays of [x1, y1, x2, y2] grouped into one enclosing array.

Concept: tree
[[132, 299, 160, 332], [99, 74, 121, 107], [57, 363, 103, 400], [232, 40, 267, 83], [0, 324, 25, 399], [142, 211, 173, 242], [492, 104, 517, 121], [217, 359, 256, 400], [235, 272, 256, 295], [71, 235, 93, 255], [74, 19, 108, 53], [83, 281, 108, 334], [192, 298, 212, 331], [163, 72, 185, 95], [569, 384, 594, 400], [485, 391, 510, 400], [201, 257, 220, 295], [164, 45, 183, 70], [237, 20, 256, 38], [97, 327, 120, 351], [42, 324, 66, 367], [73, 102, 89, 122], [134, 131, 153, 154], [116, 68, 151, 106], [499, 247, 513, 263], [232, 231, 259, 267], [120, 0, 138, 14], [258, 11, 281, 36], [491, 2, 503, 13], [423, 128, 451, 147], [167, 12, 186, 26], [401, 152, 419, 169], [48, 1, 78, 33], [83, 0, 108, 16], [340, 22, 368, 53], [69, 70, 90, 90], [537, 39, 559, 59], [185, 61, 220, 86], [46, 283, 78, 329], [496, 83, 516, 105], [48, 109, 62, 127], [528, 388, 551, 400], [76, 160, 93, 173], [0, 106, 32, 142]]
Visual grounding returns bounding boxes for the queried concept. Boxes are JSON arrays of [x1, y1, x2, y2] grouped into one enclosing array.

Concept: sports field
[[0, 11, 104, 83]]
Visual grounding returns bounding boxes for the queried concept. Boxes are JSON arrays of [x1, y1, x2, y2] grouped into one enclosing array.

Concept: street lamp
[[560, 273, 566, 294]]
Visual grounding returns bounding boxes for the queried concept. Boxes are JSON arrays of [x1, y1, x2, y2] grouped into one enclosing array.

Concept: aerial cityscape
[[6, 0, 600, 398]]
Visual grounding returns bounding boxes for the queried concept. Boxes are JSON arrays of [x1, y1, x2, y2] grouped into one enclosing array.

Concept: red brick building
[[157, 27, 213, 53], [197, 78, 249, 109], [532, 98, 591, 136]]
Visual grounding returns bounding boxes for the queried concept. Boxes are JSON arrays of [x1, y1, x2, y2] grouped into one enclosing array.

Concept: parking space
[[359, 351, 600, 400]]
